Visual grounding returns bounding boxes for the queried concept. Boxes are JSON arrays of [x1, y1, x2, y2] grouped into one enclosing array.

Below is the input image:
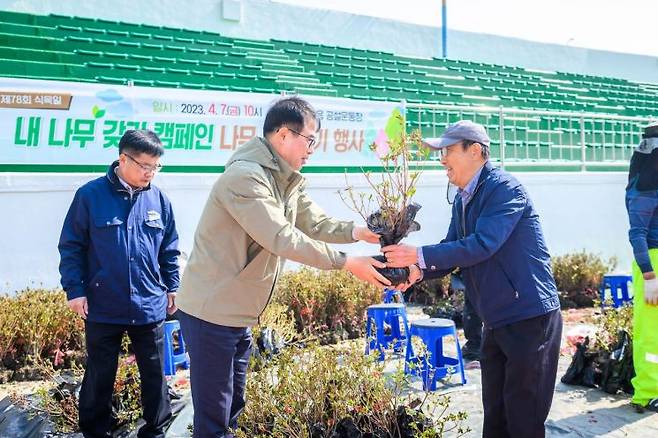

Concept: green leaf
[[91, 105, 105, 118], [384, 108, 404, 144]]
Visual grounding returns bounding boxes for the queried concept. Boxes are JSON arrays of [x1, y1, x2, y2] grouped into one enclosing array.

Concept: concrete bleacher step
[[0, 10, 656, 121]]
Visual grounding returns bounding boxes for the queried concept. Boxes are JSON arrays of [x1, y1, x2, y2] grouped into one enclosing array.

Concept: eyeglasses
[[288, 128, 317, 148], [124, 153, 163, 173], [438, 145, 455, 159], [439, 141, 479, 159], [439, 143, 466, 159]]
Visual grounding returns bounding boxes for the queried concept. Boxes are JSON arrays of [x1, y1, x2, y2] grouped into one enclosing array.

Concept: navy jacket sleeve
[[421, 183, 526, 270], [421, 206, 459, 280], [58, 189, 90, 300], [626, 189, 658, 273], [159, 198, 180, 292]]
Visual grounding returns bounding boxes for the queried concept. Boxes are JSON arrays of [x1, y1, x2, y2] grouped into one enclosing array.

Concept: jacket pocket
[[473, 260, 519, 318], [85, 270, 103, 316], [495, 259, 520, 300], [91, 216, 124, 254], [236, 248, 274, 283], [144, 218, 165, 230], [143, 217, 165, 235], [87, 270, 105, 291], [85, 269, 123, 318], [141, 216, 165, 255], [231, 250, 278, 321], [93, 216, 124, 228]]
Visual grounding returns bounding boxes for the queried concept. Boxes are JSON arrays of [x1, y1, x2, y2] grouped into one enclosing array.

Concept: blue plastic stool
[[364, 303, 409, 361], [599, 275, 633, 308], [404, 318, 467, 391], [163, 320, 189, 376], [383, 288, 405, 304]]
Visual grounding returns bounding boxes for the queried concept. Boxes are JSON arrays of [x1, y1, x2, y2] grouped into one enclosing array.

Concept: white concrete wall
[[0, 170, 631, 293], [1, 0, 657, 83]]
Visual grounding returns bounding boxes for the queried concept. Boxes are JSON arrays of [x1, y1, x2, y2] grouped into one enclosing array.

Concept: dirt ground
[[3, 306, 657, 437], [397, 306, 658, 437], [0, 379, 43, 400], [167, 306, 658, 437]]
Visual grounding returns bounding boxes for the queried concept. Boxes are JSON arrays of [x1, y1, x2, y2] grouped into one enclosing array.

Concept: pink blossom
[[374, 129, 389, 158]]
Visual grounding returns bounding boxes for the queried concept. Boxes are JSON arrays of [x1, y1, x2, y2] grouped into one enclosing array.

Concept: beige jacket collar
[[226, 137, 303, 194]]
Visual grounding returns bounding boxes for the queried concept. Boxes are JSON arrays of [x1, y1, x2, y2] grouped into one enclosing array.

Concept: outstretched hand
[[382, 243, 419, 268], [344, 256, 391, 288], [353, 226, 381, 244], [392, 264, 423, 291]]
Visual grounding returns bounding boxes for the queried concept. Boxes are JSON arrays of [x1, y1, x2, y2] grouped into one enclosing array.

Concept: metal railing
[[405, 103, 656, 171]]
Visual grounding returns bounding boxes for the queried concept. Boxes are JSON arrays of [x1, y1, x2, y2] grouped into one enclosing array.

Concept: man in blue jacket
[[385, 120, 562, 438], [58, 130, 180, 438]]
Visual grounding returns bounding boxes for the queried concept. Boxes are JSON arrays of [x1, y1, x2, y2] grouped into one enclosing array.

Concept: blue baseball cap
[[423, 120, 491, 150], [636, 121, 658, 154]]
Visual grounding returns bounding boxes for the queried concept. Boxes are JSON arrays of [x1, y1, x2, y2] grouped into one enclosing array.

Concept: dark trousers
[[79, 321, 171, 438], [480, 309, 562, 438], [462, 294, 483, 353], [178, 311, 253, 438]]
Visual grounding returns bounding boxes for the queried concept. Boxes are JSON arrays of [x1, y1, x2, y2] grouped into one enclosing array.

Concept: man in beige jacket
[[176, 96, 389, 437]]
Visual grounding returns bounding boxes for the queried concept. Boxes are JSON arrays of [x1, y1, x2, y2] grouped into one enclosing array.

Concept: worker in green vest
[[625, 121, 658, 412]]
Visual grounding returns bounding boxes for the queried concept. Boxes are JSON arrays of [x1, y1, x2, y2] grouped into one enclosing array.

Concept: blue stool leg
[[398, 310, 409, 352], [383, 289, 405, 304], [621, 278, 631, 304], [612, 280, 622, 308], [453, 327, 467, 385], [405, 335, 423, 377], [419, 350, 430, 391], [615, 282, 622, 307], [390, 314, 404, 353], [434, 334, 444, 367], [404, 332, 413, 374], [365, 313, 373, 356], [375, 314, 387, 361], [432, 335, 447, 390], [163, 323, 175, 376], [176, 328, 189, 370], [366, 308, 406, 361], [423, 334, 437, 391], [405, 322, 468, 390], [393, 309, 409, 354], [388, 313, 399, 352]]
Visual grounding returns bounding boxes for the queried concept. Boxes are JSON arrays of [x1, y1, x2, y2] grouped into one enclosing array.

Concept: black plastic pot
[[367, 203, 422, 247], [372, 255, 410, 284], [366, 203, 422, 284]]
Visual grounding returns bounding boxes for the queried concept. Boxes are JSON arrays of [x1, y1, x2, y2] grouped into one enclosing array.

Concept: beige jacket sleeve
[[295, 190, 356, 244], [218, 163, 347, 270]]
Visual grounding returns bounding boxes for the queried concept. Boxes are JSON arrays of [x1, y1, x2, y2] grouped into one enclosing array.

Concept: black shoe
[[461, 346, 481, 362], [647, 399, 658, 413]]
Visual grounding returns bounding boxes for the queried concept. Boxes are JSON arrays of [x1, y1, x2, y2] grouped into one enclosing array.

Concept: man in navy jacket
[[385, 121, 562, 438], [58, 130, 180, 438]]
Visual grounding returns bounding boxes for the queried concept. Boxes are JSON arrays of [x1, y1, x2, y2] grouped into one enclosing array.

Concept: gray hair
[[461, 140, 490, 160]]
